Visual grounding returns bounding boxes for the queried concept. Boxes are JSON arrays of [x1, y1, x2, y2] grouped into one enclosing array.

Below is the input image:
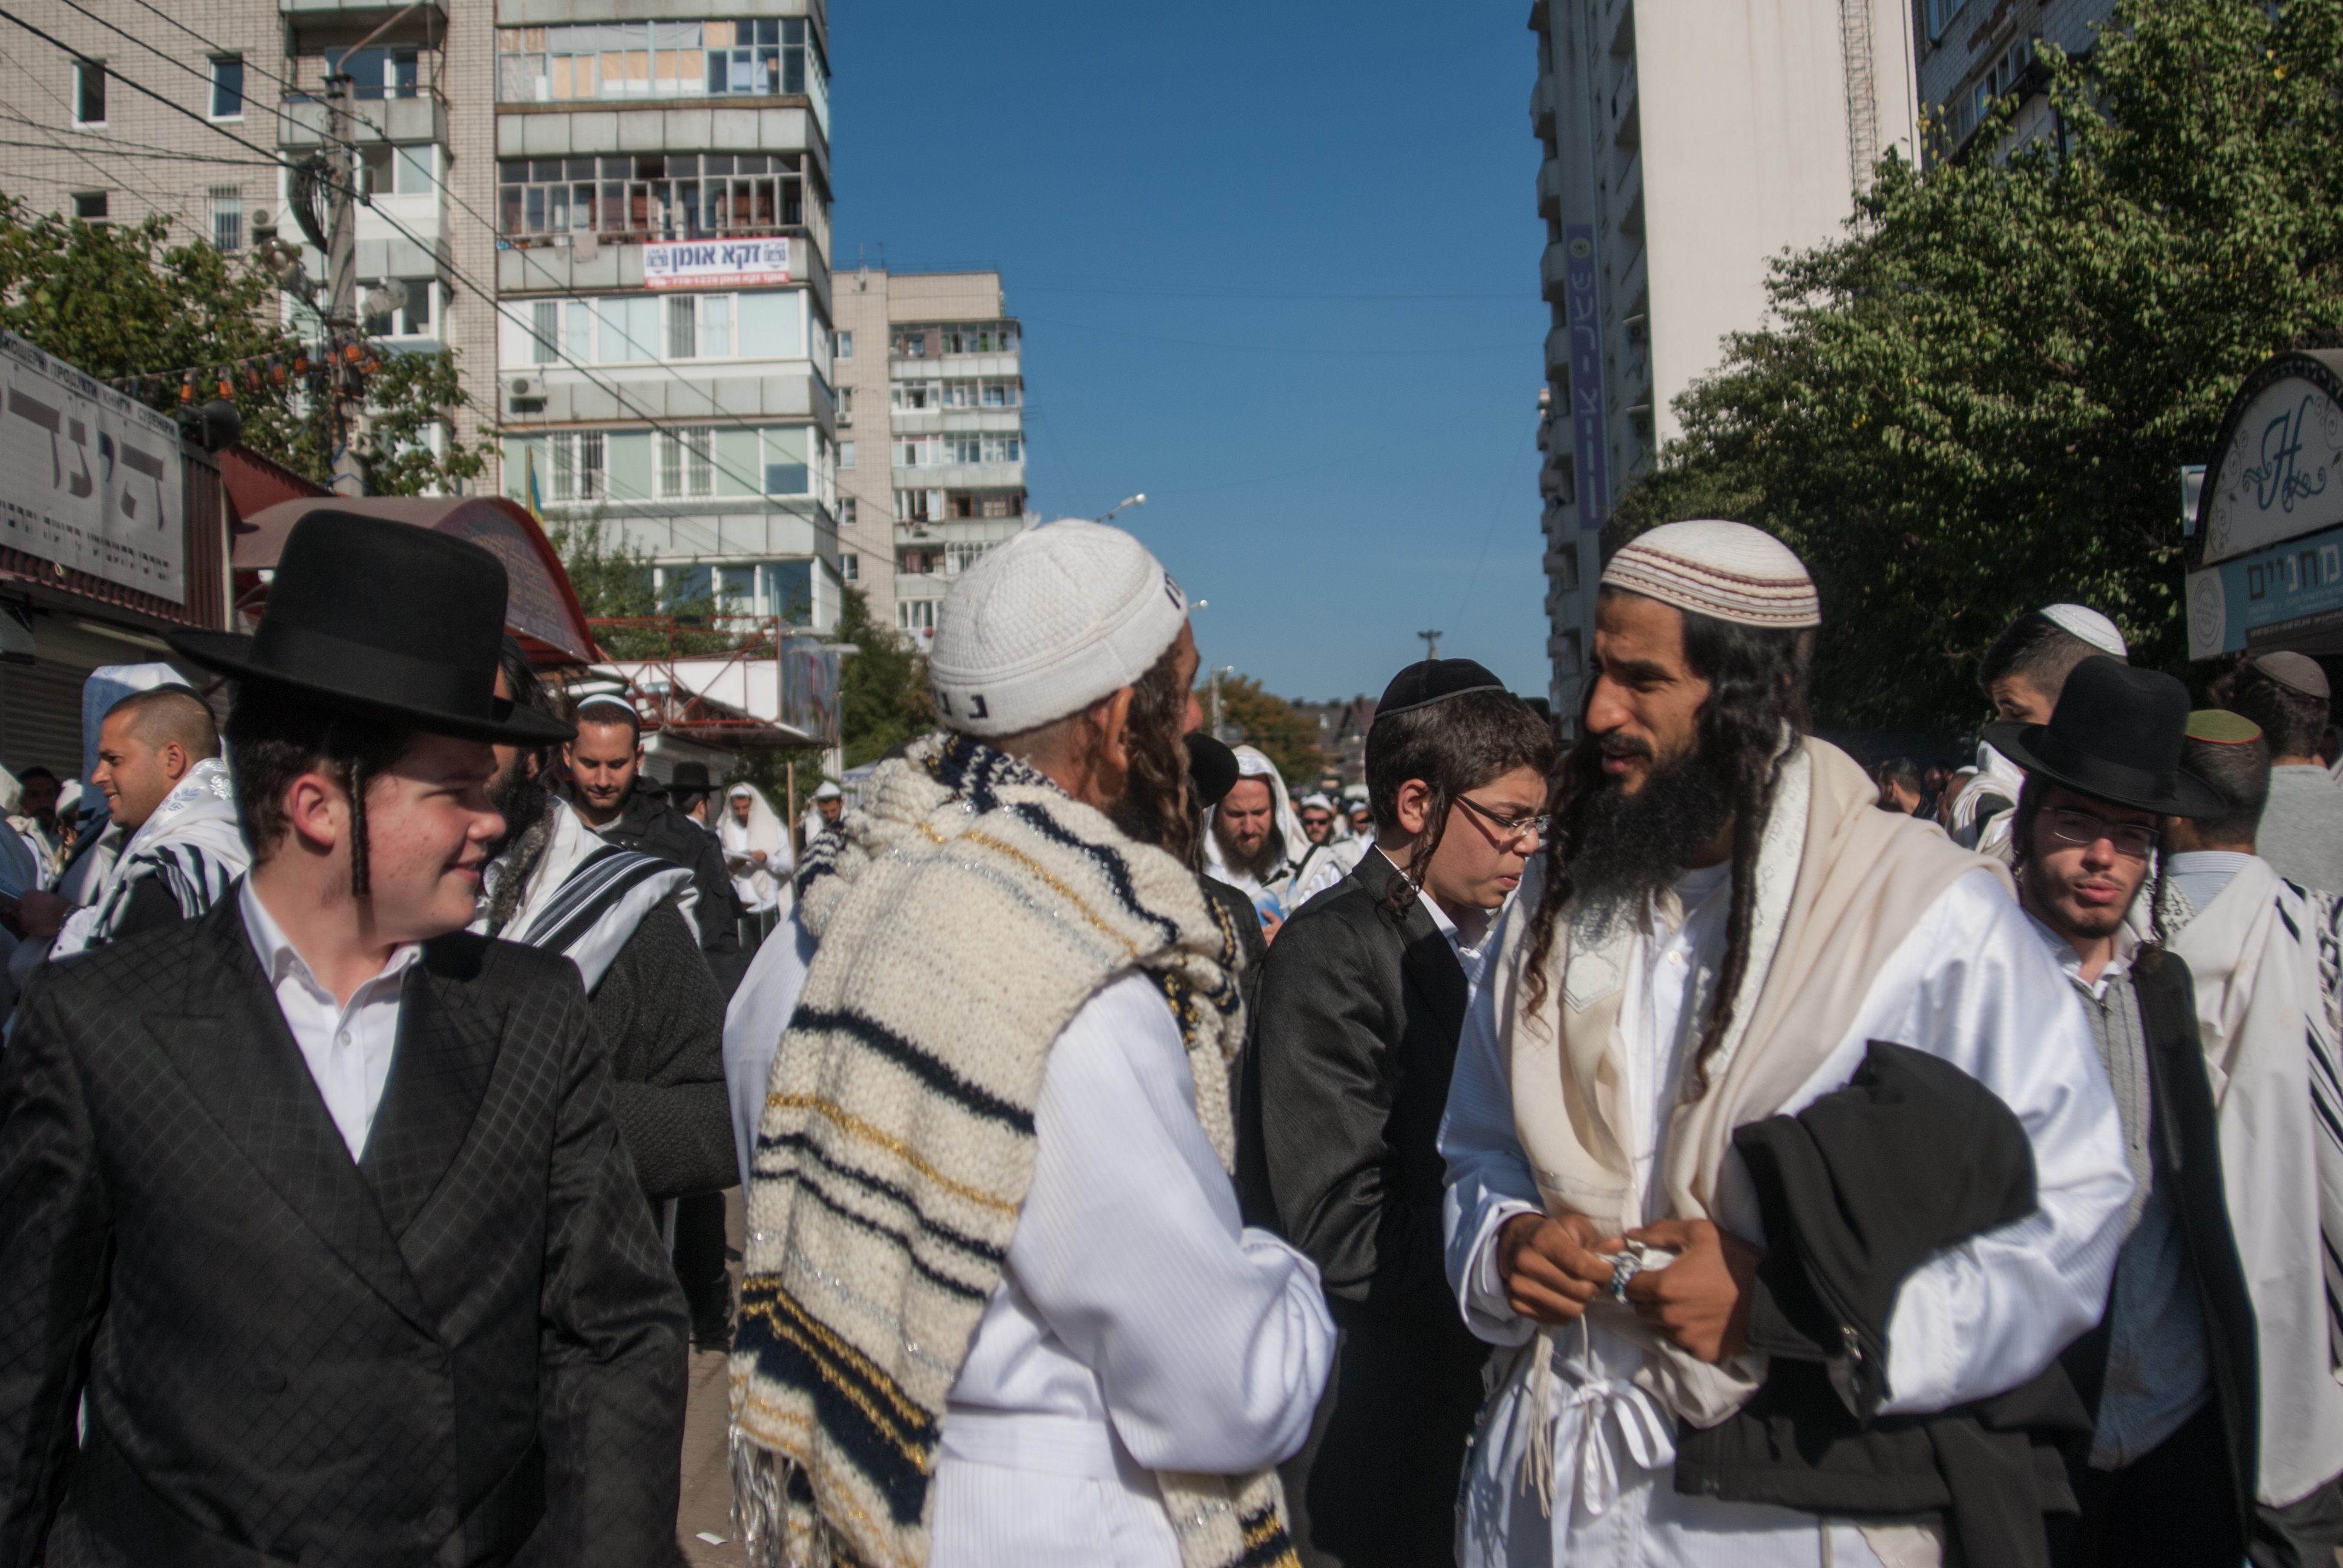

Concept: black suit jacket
[[594, 780, 744, 997], [1242, 848, 1487, 1567], [2060, 952, 2259, 1544], [0, 898, 689, 1567]]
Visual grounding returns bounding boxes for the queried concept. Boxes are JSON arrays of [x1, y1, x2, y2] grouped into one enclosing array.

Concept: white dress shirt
[[726, 912, 1335, 1567], [1439, 866, 2131, 1567], [241, 879, 423, 1161]]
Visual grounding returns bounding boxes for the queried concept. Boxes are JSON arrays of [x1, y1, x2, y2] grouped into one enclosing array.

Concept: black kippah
[[1376, 659, 1507, 718], [1184, 732, 1242, 809]]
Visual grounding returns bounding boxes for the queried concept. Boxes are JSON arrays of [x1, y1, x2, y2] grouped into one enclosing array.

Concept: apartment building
[[1917, 0, 2112, 163], [0, 0, 842, 634], [1527, 0, 1918, 725], [831, 266, 1028, 648]]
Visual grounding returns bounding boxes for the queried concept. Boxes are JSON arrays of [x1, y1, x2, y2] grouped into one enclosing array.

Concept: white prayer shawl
[[1202, 745, 1309, 907], [480, 796, 692, 991], [50, 758, 247, 958], [1283, 833, 1369, 911], [2171, 859, 2343, 1505], [718, 787, 790, 912], [1948, 740, 2024, 851]]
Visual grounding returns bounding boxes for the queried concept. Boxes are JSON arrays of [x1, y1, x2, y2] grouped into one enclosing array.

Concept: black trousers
[[673, 1190, 732, 1341], [2067, 1402, 2243, 1568]]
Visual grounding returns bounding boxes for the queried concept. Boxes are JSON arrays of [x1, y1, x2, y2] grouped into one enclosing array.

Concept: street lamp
[[1093, 493, 1147, 524]]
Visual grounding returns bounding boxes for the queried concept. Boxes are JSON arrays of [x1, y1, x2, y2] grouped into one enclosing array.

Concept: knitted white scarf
[[727, 731, 1293, 1568]]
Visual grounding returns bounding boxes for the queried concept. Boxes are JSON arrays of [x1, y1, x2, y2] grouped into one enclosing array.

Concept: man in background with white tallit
[[1440, 520, 2131, 1567], [476, 641, 736, 1229], [729, 520, 1334, 1568], [2159, 710, 2343, 1566], [719, 780, 791, 932]]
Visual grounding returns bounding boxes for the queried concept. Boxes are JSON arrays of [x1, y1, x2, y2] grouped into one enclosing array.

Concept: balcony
[[499, 226, 831, 319], [277, 91, 447, 148], [1536, 156, 1563, 218], [1529, 75, 1555, 139], [280, 0, 443, 22]]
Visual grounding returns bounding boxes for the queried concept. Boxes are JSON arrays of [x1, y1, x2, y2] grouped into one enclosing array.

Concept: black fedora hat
[[1983, 656, 2223, 818], [1185, 732, 1241, 811], [168, 511, 576, 747], [668, 761, 715, 800]]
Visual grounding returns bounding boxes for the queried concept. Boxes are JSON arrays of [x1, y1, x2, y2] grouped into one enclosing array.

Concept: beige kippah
[[1601, 520, 1821, 629]]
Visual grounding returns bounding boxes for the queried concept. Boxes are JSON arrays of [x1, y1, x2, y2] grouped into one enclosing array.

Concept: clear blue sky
[[828, 1, 1555, 706]]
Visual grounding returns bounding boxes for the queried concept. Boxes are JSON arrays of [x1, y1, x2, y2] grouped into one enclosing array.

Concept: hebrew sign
[[0, 329, 185, 600]]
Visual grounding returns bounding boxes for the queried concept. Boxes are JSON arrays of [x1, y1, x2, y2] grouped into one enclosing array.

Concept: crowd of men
[[3, 509, 2342, 1568]]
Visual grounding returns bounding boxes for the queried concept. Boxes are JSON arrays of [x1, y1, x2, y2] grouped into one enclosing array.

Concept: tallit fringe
[[1519, 1327, 1560, 1517]]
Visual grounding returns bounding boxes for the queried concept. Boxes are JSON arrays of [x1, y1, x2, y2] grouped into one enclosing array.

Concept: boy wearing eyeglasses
[[1237, 659, 1555, 1567], [1994, 656, 2261, 1567]]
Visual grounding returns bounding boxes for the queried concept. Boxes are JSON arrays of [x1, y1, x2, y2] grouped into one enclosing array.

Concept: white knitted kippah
[[929, 520, 1188, 736], [1601, 520, 1820, 629], [2039, 603, 2128, 658]]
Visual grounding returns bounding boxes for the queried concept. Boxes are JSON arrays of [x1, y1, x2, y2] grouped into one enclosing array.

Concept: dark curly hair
[[1104, 637, 1197, 863], [1522, 595, 1813, 1098]]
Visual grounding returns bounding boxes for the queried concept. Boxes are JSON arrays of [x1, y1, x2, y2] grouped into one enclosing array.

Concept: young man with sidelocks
[[0, 514, 689, 1565]]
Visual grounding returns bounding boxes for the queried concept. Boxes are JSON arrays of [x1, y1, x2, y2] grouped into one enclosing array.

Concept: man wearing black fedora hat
[[1989, 656, 2260, 1567], [0, 513, 690, 1566]]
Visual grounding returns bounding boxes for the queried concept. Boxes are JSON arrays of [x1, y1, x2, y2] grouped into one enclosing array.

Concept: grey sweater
[[2258, 765, 2343, 895]]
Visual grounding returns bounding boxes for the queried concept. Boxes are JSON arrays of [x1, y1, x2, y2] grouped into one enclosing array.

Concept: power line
[[0, 40, 180, 206], [0, 132, 276, 165], [50, 0, 339, 152]]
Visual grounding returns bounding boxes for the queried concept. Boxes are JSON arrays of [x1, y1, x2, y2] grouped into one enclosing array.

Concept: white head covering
[[1297, 792, 1335, 814], [1600, 520, 1821, 629], [2040, 603, 2128, 658], [811, 780, 843, 802], [929, 520, 1188, 736], [719, 782, 791, 912], [1202, 745, 1309, 906]]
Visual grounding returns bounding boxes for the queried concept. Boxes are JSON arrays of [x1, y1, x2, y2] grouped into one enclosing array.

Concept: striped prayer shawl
[[2305, 888, 2343, 1369], [728, 731, 1294, 1568]]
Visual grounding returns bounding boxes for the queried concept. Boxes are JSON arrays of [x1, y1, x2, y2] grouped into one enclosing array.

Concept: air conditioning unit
[[510, 377, 533, 397], [507, 376, 544, 413]]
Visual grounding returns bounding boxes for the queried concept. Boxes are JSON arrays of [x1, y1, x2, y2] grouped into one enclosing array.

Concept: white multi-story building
[[831, 266, 1029, 647], [1917, 0, 2113, 163], [1529, 0, 1919, 725]]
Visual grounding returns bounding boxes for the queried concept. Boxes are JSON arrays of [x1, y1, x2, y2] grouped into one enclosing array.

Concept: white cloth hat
[[811, 780, 843, 801], [2039, 603, 2128, 659], [727, 783, 756, 798], [929, 520, 1188, 736], [1600, 520, 1821, 629]]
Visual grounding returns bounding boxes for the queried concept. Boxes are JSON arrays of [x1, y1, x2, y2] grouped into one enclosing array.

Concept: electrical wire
[[50, 0, 348, 152], [0, 132, 277, 165], [0, 39, 182, 206]]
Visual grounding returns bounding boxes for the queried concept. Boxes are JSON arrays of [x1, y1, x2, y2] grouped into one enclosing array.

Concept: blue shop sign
[[2186, 520, 2343, 657]]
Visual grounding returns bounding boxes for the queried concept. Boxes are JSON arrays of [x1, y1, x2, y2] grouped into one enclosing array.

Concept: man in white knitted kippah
[[725, 520, 1333, 1568], [1442, 519, 2131, 1567]]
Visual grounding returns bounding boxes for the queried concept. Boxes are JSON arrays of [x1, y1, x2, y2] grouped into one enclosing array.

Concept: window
[[981, 381, 1019, 407], [532, 301, 560, 364], [209, 186, 242, 251], [553, 431, 606, 501], [364, 276, 436, 336], [841, 551, 857, 581], [667, 295, 696, 359], [495, 19, 828, 108], [72, 191, 107, 223], [764, 427, 808, 494], [598, 295, 660, 361], [738, 289, 802, 357], [361, 144, 437, 198], [326, 46, 421, 100], [897, 599, 936, 633], [839, 497, 856, 526], [946, 542, 990, 573], [836, 385, 853, 425], [837, 329, 853, 359], [893, 436, 941, 468], [497, 152, 805, 239], [892, 382, 932, 411], [210, 57, 244, 119], [839, 441, 855, 469], [896, 488, 931, 523], [73, 59, 105, 125], [661, 426, 713, 497]]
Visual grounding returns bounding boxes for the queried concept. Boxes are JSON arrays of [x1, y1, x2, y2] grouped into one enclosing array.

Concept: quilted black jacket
[[0, 898, 689, 1567]]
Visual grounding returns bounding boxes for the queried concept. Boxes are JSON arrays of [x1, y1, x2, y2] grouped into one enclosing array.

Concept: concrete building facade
[[1916, 0, 2114, 163], [0, 0, 843, 635], [1527, 0, 1919, 725], [830, 265, 1029, 649]]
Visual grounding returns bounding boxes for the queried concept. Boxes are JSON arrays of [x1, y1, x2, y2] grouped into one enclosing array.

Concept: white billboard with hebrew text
[[0, 328, 184, 601]]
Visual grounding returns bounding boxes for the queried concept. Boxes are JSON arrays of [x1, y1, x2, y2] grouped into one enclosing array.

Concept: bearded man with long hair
[[726, 521, 1332, 1568], [1438, 521, 2131, 1568]]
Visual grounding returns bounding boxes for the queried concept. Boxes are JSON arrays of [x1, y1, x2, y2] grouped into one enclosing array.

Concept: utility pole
[[1210, 665, 1232, 742], [1417, 629, 1442, 662], [324, 57, 362, 495]]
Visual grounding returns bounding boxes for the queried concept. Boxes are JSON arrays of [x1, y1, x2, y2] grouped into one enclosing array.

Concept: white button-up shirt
[[240, 879, 423, 1161]]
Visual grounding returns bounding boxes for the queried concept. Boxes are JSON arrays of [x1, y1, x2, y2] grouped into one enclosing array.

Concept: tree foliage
[[0, 194, 481, 495], [835, 586, 930, 768], [1208, 673, 1325, 787], [1612, 0, 2343, 732]]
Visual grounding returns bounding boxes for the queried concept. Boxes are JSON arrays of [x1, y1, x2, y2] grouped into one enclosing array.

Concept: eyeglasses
[[2042, 808, 2158, 858], [1456, 794, 1551, 841]]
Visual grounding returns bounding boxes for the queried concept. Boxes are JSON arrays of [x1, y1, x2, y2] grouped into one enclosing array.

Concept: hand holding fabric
[[1622, 1218, 1763, 1364]]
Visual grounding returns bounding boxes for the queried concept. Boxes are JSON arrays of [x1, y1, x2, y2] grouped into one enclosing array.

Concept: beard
[[1561, 735, 1735, 909], [487, 753, 553, 861], [1210, 810, 1285, 881]]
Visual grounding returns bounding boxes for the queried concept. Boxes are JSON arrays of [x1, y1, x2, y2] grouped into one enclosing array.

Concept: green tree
[[0, 195, 482, 495], [834, 586, 930, 768], [1611, 0, 2343, 732], [1208, 673, 1325, 787]]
